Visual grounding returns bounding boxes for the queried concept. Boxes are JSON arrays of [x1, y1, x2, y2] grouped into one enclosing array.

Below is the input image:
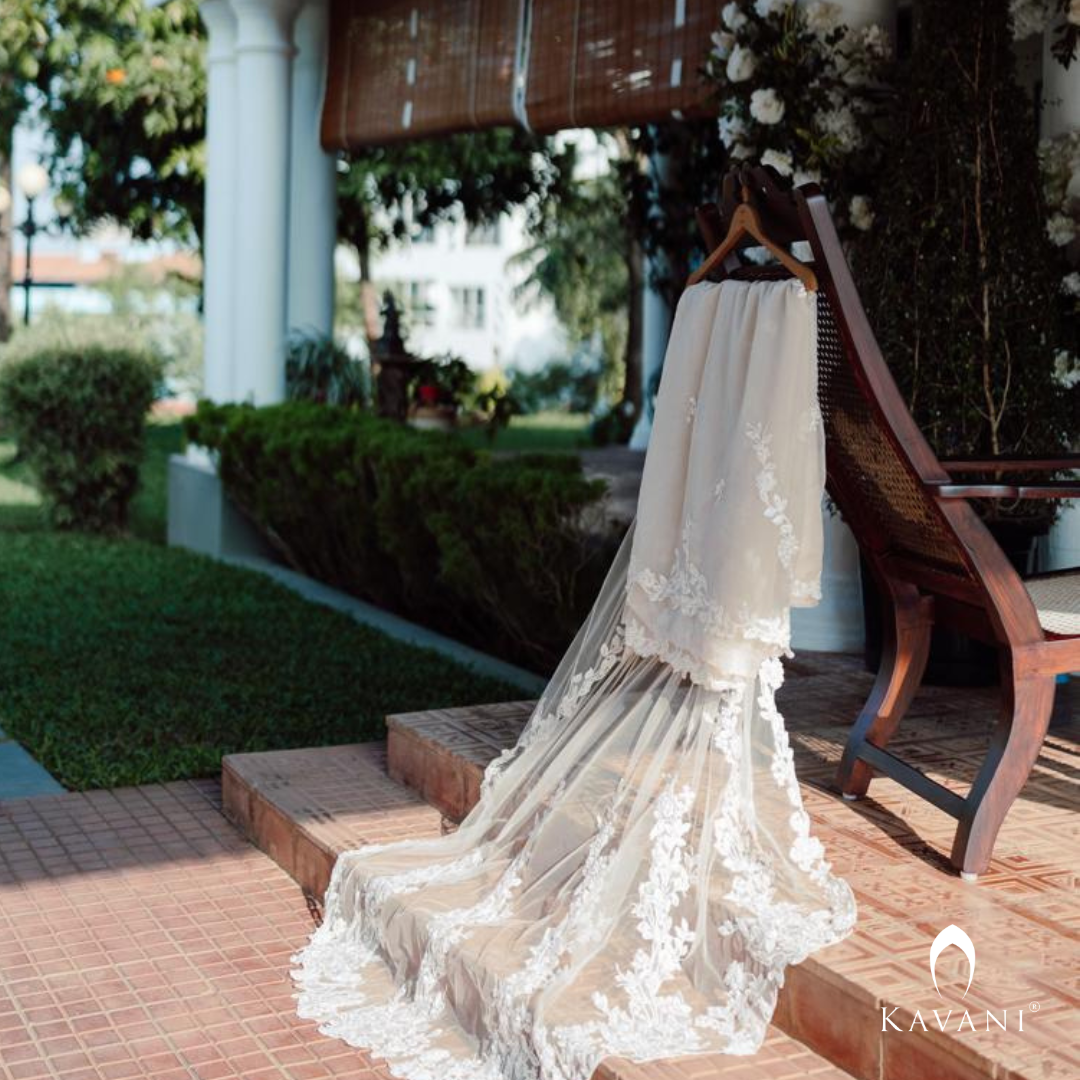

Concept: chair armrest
[[940, 455, 1080, 473], [927, 481, 1080, 500]]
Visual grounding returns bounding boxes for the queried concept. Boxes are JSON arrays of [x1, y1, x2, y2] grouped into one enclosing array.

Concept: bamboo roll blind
[[321, 0, 714, 150]]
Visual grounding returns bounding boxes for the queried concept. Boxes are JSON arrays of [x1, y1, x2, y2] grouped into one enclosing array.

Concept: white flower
[[749, 87, 785, 125], [711, 30, 736, 59], [814, 104, 861, 152], [849, 195, 874, 231], [760, 149, 794, 177], [1054, 350, 1080, 388], [1047, 212, 1077, 246], [754, 0, 795, 16], [721, 2, 747, 30], [726, 44, 757, 83], [860, 24, 891, 58], [1010, 0, 1050, 39], [793, 167, 822, 186], [1062, 271, 1080, 298], [804, 0, 841, 35], [731, 141, 755, 160], [718, 112, 748, 149]]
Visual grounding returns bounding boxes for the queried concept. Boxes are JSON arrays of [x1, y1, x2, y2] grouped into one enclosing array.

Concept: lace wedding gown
[[292, 278, 857, 1080]]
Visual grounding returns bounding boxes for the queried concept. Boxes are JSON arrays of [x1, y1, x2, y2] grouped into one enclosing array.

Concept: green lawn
[[0, 421, 520, 790], [459, 411, 592, 453]]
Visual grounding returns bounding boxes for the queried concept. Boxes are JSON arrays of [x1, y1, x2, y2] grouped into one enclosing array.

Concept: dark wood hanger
[[686, 183, 818, 291]]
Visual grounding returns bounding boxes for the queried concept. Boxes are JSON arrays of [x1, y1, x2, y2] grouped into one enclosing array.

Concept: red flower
[[417, 384, 440, 406]]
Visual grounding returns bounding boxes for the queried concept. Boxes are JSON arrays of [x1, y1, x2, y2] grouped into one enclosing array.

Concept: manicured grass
[[0, 530, 520, 789], [459, 411, 591, 452], [130, 420, 185, 542], [0, 418, 521, 790]]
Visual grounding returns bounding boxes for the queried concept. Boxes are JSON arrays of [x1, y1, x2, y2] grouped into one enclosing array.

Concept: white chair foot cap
[[959, 871, 979, 883], [841, 792, 860, 802]]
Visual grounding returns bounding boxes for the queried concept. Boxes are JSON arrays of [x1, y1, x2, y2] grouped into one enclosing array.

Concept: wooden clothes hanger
[[686, 183, 818, 291]]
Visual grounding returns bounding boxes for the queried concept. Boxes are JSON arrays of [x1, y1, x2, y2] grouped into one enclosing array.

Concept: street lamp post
[[16, 163, 49, 327]]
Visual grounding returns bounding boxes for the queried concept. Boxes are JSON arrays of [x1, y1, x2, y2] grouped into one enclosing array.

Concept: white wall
[[341, 208, 568, 374]]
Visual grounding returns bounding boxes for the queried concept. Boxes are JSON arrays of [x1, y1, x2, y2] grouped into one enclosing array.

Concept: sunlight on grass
[[459, 411, 591, 452]]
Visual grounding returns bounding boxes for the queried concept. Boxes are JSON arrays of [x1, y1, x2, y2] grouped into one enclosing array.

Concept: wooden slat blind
[[524, 0, 713, 132], [321, 0, 521, 149], [320, 0, 714, 150]]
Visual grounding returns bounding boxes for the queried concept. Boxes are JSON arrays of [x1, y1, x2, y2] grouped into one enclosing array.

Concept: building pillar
[[1043, 21, 1080, 574], [629, 147, 673, 451], [287, 0, 337, 337], [230, 0, 300, 404], [1041, 19, 1080, 139], [199, 0, 238, 401]]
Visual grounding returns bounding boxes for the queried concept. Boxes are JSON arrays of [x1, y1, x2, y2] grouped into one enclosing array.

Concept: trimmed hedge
[[186, 402, 620, 670], [0, 344, 161, 533]]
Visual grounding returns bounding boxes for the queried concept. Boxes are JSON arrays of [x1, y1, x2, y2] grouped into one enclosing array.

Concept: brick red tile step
[[224, 654, 1080, 1080]]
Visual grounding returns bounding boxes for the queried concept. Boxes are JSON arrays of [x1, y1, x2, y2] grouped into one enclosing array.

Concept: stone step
[[223, 740, 856, 1080], [224, 655, 1080, 1080]]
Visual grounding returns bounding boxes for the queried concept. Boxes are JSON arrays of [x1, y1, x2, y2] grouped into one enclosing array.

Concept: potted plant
[[853, 0, 1079, 683], [408, 354, 476, 431]]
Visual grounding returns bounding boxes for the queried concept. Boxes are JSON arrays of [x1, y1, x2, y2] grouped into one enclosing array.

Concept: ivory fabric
[[292, 278, 856, 1080]]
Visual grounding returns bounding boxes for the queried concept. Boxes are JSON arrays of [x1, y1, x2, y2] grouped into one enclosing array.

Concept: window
[[450, 286, 485, 329], [407, 281, 436, 327], [465, 221, 501, 246], [383, 280, 436, 327]]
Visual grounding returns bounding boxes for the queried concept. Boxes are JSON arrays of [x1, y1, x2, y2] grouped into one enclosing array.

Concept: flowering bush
[[1010, 0, 1080, 61], [705, 0, 889, 232], [1041, 131, 1080, 388]]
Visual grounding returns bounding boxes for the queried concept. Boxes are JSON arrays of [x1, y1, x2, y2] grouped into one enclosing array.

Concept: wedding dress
[[292, 278, 857, 1080]]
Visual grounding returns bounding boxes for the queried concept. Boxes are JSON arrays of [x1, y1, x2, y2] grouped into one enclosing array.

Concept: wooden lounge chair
[[695, 165, 1080, 880]]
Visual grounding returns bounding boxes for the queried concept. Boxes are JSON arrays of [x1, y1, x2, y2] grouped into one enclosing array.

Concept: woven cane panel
[[1024, 572, 1080, 636], [321, 0, 519, 150], [815, 299, 972, 579], [525, 0, 715, 131]]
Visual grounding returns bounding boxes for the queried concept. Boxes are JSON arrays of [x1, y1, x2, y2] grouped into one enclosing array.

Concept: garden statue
[[371, 291, 416, 422]]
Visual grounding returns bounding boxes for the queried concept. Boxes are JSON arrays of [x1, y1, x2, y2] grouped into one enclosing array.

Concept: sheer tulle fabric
[[292, 280, 857, 1080]]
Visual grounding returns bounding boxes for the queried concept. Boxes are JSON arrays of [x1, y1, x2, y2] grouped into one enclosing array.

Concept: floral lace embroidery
[[746, 421, 799, 571], [481, 628, 626, 799], [548, 782, 704, 1068]]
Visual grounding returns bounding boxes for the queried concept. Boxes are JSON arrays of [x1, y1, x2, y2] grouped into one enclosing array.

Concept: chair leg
[[950, 665, 1055, 878], [836, 586, 932, 799]]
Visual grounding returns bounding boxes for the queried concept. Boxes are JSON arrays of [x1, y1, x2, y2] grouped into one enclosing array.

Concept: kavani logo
[[929, 924, 975, 999], [881, 924, 1037, 1034]]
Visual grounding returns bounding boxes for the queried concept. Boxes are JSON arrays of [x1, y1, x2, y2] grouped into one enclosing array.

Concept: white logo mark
[[930, 924, 975, 999]]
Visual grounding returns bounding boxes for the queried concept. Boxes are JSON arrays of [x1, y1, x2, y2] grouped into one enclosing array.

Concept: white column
[[628, 267, 673, 449], [199, 0, 238, 402], [1043, 22, 1080, 575], [629, 147, 674, 451], [230, 0, 300, 404], [1041, 20, 1080, 139], [287, 0, 337, 337]]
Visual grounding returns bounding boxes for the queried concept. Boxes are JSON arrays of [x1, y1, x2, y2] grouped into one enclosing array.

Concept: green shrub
[[0, 345, 161, 533], [286, 329, 368, 406], [186, 401, 619, 670]]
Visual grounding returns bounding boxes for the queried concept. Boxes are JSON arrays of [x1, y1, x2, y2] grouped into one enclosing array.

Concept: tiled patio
[[226, 654, 1080, 1080], [1, 653, 1077, 1080]]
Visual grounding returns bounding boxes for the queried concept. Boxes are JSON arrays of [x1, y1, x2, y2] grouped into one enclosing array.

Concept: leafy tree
[[336, 127, 575, 343], [512, 140, 633, 414], [37, 0, 206, 243], [854, 0, 1077, 526]]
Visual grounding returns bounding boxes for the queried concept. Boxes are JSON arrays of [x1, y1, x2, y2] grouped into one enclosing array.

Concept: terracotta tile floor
[[0, 781, 396, 1080], [225, 653, 1080, 1080]]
